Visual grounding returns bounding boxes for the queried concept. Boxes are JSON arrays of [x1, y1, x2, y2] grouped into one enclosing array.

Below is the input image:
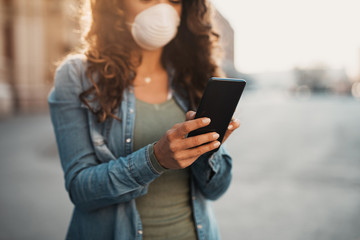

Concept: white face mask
[[128, 3, 181, 51]]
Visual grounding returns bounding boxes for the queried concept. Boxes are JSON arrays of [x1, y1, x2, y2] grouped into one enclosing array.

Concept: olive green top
[[133, 97, 198, 240]]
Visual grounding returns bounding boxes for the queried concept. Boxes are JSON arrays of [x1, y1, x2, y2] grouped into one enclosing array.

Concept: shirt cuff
[[149, 142, 169, 174]]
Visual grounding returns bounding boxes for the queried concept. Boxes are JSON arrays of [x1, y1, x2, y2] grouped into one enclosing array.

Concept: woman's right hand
[[153, 111, 220, 170]]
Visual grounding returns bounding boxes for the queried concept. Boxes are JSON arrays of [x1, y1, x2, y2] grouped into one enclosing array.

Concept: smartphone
[[187, 77, 246, 152]]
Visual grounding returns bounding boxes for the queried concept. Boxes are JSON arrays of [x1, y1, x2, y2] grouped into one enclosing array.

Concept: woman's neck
[[132, 48, 170, 104], [136, 48, 164, 76]]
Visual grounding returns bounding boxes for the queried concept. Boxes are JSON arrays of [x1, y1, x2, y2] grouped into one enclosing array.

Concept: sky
[[211, 0, 360, 78]]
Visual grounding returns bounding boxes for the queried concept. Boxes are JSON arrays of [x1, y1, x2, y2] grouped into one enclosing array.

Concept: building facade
[[0, 0, 80, 115]]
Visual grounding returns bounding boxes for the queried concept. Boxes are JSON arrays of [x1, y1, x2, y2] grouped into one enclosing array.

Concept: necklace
[[144, 77, 151, 84]]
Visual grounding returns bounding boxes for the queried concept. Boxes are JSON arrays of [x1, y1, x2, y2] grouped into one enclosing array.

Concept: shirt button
[[129, 108, 134, 113], [126, 138, 131, 143], [138, 230, 143, 235], [197, 224, 202, 229]]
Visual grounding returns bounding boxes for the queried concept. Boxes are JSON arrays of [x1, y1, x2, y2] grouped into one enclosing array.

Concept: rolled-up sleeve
[[190, 144, 232, 200], [48, 58, 159, 212]]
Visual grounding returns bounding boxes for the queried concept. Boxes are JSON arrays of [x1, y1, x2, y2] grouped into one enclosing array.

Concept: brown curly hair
[[78, 0, 223, 123]]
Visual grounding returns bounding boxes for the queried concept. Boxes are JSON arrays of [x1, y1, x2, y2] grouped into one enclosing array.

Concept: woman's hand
[[223, 117, 241, 143], [153, 111, 221, 169], [186, 111, 241, 143], [153, 111, 241, 170]]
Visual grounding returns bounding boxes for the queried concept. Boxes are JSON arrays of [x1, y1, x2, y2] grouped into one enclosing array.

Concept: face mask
[[128, 3, 181, 51]]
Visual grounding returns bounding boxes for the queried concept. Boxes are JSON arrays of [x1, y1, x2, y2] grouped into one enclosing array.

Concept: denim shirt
[[47, 55, 233, 240]]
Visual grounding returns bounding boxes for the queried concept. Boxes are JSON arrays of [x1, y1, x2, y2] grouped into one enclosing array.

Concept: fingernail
[[228, 124, 233, 130], [213, 141, 220, 148], [213, 133, 220, 139], [202, 118, 211, 124]]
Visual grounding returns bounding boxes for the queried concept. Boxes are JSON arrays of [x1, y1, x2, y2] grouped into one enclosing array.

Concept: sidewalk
[[1, 94, 359, 240]]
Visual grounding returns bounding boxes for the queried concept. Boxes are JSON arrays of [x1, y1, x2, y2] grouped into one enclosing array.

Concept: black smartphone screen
[[187, 77, 246, 152]]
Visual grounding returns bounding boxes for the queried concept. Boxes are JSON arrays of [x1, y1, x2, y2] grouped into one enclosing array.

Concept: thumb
[[186, 111, 196, 121]]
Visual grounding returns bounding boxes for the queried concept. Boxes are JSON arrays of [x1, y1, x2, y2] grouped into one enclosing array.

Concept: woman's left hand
[[186, 111, 240, 143]]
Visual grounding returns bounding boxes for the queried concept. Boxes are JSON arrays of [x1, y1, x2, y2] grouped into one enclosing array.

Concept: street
[[1, 92, 359, 240]]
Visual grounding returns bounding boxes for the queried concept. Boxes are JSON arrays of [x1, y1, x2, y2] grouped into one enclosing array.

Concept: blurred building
[[0, 1, 242, 116], [213, 9, 234, 68], [351, 49, 360, 99], [0, 0, 80, 116], [213, 9, 253, 85], [292, 66, 352, 96]]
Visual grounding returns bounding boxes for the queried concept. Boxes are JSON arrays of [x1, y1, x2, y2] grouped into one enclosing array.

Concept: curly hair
[[78, 0, 223, 123]]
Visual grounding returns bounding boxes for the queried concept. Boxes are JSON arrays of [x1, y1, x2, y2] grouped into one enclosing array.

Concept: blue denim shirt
[[47, 55, 233, 240]]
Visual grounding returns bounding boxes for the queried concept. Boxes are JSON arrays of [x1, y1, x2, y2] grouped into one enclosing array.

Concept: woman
[[48, 0, 240, 239]]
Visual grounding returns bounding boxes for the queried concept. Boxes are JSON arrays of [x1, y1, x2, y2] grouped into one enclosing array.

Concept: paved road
[[1, 92, 360, 240]]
